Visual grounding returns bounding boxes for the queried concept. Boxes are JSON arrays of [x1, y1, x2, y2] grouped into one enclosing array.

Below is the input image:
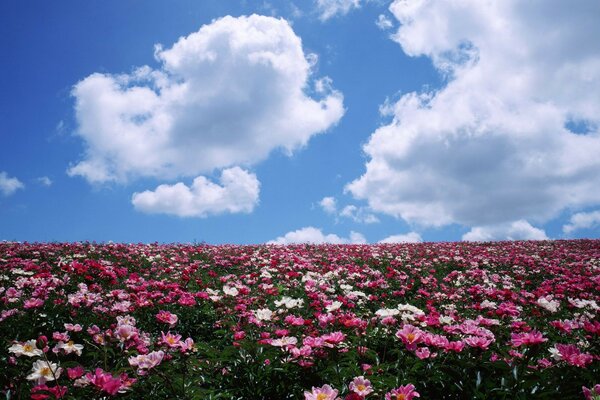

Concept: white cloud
[[462, 220, 548, 242], [69, 15, 344, 184], [348, 1, 600, 229], [318, 196, 379, 223], [319, 196, 337, 214], [316, 0, 361, 21], [37, 176, 53, 187], [379, 232, 422, 243], [131, 167, 259, 217], [339, 205, 379, 224], [563, 210, 600, 234], [375, 14, 393, 30], [269, 226, 366, 244], [0, 172, 24, 196]]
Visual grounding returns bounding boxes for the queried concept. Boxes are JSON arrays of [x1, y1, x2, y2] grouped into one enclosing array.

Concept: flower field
[[1, 240, 599, 399]]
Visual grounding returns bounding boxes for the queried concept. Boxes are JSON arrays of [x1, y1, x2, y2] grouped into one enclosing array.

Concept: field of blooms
[[1, 240, 599, 399]]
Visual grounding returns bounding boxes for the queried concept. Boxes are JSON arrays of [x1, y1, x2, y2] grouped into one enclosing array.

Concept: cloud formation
[[462, 220, 548, 242], [563, 210, 600, 235], [378, 232, 421, 243], [347, 1, 600, 236], [131, 167, 259, 217], [0, 172, 24, 196], [269, 226, 366, 244], [70, 14, 344, 184], [318, 196, 379, 224], [315, 0, 361, 21]]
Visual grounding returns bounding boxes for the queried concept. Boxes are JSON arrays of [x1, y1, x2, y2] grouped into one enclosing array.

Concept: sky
[[1, 0, 600, 244]]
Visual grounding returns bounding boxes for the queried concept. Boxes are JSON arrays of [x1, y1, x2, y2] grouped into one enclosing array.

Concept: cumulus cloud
[[69, 15, 344, 184], [319, 196, 337, 214], [462, 220, 548, 242], [131, 167, 259, 217], [37, 177, 53, 187], [339, 205, 379, 224], [269, 226, 366, 244], [315, 0, 361, 21], [563, 210, 600, 234], [318, 196, 379, 224], [347, 1, 600, 229], [375, 14, 393, 30], [378, 232, 422, 243], [0, 172, 24, 196]]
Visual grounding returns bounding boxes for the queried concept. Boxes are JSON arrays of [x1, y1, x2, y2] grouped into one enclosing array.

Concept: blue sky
[[1, 0, 600, 244]]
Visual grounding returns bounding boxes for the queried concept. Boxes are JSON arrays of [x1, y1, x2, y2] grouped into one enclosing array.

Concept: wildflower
[[223, 285, 239, 296], [161, 331, 182, 348], [86, 368, 126, 395], [27, 360, 63, 384], [30, 384, 68, 400], [64, 323, 83, 332], [349, 376, 373, 397], [67, 366, 85, 379], [384, 384, 420, 400], [304, 384, 339, 400], [510, 330, 547, 347], [54, 340, 84, 356], [270, 336, 298, 347], [8, 339, 43, 357], [396, 325, 423, 350], [254, 308, 273, 321], [156, 310, 178, 327], [129, 350, 165, 374], [583, 385, 600, 400]]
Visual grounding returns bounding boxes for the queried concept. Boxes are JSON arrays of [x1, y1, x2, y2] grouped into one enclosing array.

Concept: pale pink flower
[[349, 376, 374, 397], [304, 384, 339, 400], [161, 331, 182, 348], [156, 310, 178, 327], [510, 330, 547, 347]]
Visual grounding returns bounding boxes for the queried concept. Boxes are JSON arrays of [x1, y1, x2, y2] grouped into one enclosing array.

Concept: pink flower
[[156, 310, 178, 327], [321, 331, 346, 347], [464, 336, 494, 350], [349, 376, 374, 397], [553, 344, 594, 367], [86, 368, 123, 395], [304, 384, 339, 400], [415, 347, 431, 359], [30, 384, 68, 400], [510, 330, 547, 347], [24, 298, 44, 309], [396, 325, 423, 351], [385, 384, 420, 400], [160, 331, 182, 348], [583, 384, 600, 400], [67, 366, 85, 379]]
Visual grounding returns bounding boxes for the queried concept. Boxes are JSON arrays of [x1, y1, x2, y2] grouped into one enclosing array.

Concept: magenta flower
[[583, 384, 600, 400], [510, 330, 547, 347]]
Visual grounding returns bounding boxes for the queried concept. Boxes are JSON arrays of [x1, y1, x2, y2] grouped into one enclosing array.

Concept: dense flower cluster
[[1, 240, 598, 398]]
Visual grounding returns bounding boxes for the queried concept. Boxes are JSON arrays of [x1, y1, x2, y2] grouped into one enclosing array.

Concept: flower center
[[396, 395, 406, 400], [40, 367, 52, 377], [406, 333, 415, 342], [23, 344, 34, 352], [317, 394, 328, 400]]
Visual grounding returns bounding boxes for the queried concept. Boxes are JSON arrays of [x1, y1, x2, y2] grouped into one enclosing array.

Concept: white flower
[[439, 316, 454, 325], [480, 300, 498, 309], [548, 346, 562, 361], [270, 336, 298, 347], [375, 308, 400, 318], [55, 341, 84, 356], [274, 296, 304, 309], [254, 308, 273, 321], [326, 301, 343, 313], [27, 360, 62, 384], [537, 297, 560, 313], [8, 340, 43, 357], [223, 285, 239, 297]]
